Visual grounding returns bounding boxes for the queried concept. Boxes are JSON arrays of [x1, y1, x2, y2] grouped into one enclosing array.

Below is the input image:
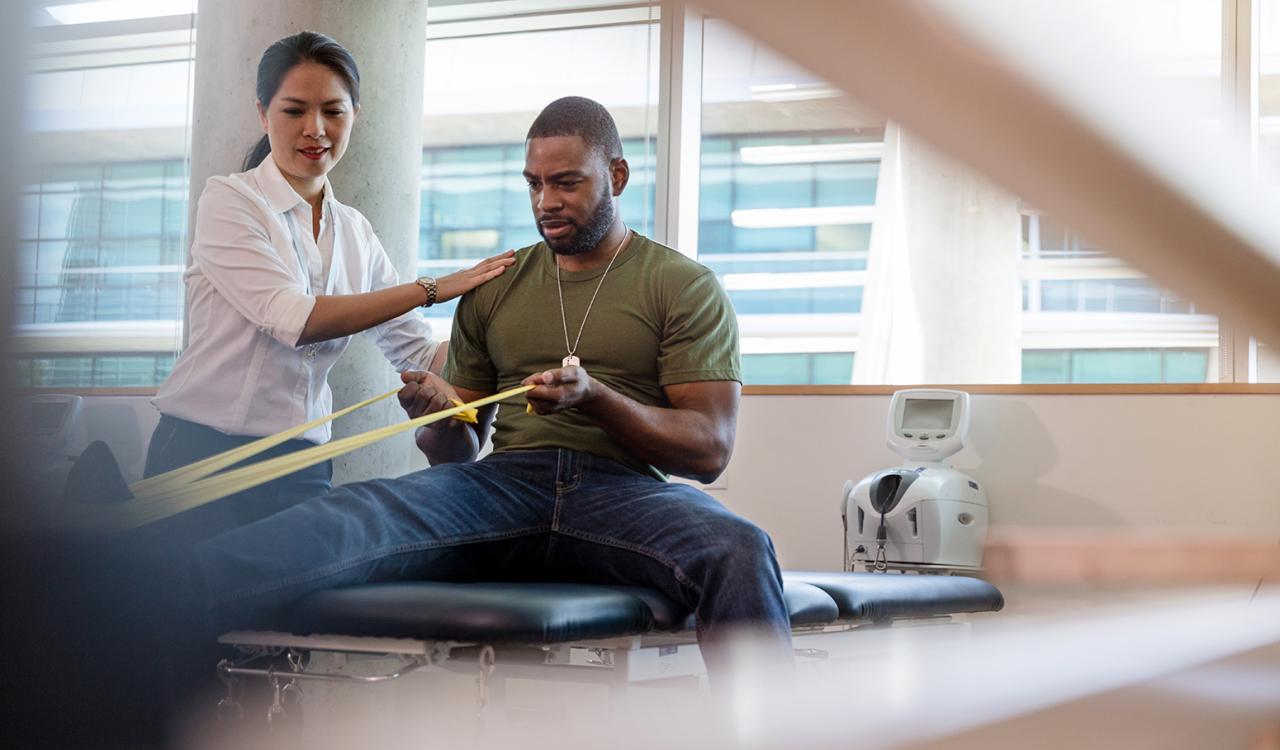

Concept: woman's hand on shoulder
[[434, 250, 516, 303]]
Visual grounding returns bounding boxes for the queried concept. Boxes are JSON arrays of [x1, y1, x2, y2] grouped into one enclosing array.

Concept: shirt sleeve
[[441, 290, 498, 393], [189, 178, 316, 348], [658, 269, 743, 386], [361, 222, 440, 371]]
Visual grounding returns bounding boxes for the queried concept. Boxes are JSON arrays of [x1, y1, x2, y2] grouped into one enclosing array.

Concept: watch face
[[416, 277, 436, 306]]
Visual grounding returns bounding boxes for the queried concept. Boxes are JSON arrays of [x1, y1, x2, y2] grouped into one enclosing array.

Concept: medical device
[[843, 389, 988, 573], [18, 394, 86, 498]]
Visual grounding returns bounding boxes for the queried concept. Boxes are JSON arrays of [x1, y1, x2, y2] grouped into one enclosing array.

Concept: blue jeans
[[192, 449, 792, 670], [144, 414, 334, 546]]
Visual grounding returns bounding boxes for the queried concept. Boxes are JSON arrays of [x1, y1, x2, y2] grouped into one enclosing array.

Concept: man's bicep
[[662, 380, 741, 427], [441, 291, 496, 387], [658, 272, 742, 385]]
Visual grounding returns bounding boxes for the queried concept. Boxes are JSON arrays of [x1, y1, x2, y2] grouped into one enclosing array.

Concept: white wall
[[710, 393, 1280, 570], [67, 392, 1280, 574]]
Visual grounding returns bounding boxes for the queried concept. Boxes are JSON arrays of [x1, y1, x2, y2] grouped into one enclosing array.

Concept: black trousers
[[142, 413, 334, 547]]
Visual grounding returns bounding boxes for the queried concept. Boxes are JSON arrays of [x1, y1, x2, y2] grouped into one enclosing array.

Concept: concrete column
[[189, 0, 428, 484], [854, 123, 1023, 384]]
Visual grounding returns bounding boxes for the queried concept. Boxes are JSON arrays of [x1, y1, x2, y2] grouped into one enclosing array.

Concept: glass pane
[[1162, 349, 1209, 382], [1257, 339, 1280, 382], [20, 193, 40, 239], [701, 6, 1223, 384], [742, 354, 811, 384], [1021, 1, 1223, 382], [17, 242, 38, 287], [38, 191, 80, 240], [94, 355, 161, 387], [1259, 0, 1280, 189], [27, 357, 93, 388], [1257, 1, 1280, 380], [811, 353, 855, 384], [701, 18, 873, 384], [1021, 350, 1071, 383], [22, 24, 192, 387]]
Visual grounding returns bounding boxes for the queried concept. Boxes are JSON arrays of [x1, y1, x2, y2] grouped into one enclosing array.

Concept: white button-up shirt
[[153, 156, 438, 443]]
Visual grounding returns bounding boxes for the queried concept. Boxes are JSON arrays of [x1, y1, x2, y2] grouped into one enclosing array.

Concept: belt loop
[[555, 449, 583, 487]]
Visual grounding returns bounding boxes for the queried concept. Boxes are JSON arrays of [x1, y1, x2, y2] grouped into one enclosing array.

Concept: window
[[695, 4, 1230, 384], [699, 18, 874, 385], [17, 3, 195, 387], [1259, 0, 1280, 191], [16, 0, 1273, 389], [1022, 349, 1209, 384], [742, 352, 855, 385], [17, 160, 186, 326], [1256, 1, 1280, 382], [15, 354, 177, 388]]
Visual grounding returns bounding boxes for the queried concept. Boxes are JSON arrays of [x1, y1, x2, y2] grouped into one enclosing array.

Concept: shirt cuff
[[265, 291, 317, 348]]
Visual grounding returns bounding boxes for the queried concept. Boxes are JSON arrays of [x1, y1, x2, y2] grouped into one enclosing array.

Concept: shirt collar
[[255, 154, 338, 214]]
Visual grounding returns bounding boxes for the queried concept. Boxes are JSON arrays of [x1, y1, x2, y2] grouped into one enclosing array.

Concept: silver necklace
[[555, 227, 630, 368]]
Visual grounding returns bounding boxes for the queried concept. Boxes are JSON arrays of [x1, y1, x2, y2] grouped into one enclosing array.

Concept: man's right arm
[[398, 371, 496, 464]]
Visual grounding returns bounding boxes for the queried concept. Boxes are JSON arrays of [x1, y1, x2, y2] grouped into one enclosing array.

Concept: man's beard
[[542, 186, 615, 256]]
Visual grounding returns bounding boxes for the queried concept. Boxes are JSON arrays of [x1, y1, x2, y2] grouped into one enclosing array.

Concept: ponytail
[[242, 134, 271, 171]]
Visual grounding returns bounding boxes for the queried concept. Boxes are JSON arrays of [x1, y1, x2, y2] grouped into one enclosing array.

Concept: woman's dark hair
[[242, 31, 361, 171]]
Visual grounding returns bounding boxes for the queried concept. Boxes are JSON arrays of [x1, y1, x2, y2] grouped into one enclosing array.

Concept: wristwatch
[[414, 276, 437, 308]]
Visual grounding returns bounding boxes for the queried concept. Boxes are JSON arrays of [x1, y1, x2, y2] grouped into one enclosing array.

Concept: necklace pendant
[[562, 355, 581, 368]]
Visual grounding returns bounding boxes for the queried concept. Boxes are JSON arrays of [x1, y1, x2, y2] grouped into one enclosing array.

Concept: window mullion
[[1220, 0, 1260, 382], [655, 0, 703, 257]]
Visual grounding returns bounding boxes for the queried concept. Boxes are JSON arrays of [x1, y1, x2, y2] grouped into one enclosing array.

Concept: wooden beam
[[984, 528, 1280, 585]]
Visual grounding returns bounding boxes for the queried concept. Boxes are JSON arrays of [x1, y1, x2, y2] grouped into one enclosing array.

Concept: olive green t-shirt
[[442, 233, 741, 479]]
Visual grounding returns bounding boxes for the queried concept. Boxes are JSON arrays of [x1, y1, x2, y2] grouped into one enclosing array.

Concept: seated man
[[191, 96, 792, 675]]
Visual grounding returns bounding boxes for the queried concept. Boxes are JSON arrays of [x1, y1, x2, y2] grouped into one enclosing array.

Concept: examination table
[[214, 571, 1004, 720]]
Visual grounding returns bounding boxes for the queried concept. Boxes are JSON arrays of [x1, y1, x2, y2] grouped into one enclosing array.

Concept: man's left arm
[[522, 370, 740, 484]]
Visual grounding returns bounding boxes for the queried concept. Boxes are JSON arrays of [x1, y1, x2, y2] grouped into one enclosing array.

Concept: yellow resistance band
[[132, 390, 482, 500], [72, 384, 532, 535], [129, 387, 402, 499]]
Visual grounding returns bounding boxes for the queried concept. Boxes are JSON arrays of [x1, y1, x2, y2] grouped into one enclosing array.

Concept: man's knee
[[707, 514, 779, 570]]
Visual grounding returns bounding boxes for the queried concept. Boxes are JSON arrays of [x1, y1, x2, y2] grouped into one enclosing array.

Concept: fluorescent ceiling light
[[43, 0, 195, 26], [748, 82, 842, 102], [740, 142, 883, 165], [730, 205, 876, 229]]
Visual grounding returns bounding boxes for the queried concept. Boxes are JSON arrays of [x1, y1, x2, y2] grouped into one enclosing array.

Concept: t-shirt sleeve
[[441, 291, 498, 392], [658, 269, 742, 386]]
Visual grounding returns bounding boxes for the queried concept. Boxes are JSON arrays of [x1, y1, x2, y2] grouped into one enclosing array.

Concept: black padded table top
[[280, 572, 1002, 644], [624, 580, 840, 632], [287, 582, 657, 643], [785, 571, 1005, 622]]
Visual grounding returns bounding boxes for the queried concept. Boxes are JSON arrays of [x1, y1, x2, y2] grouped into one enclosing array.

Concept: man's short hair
[[526, 96, 624, 162]]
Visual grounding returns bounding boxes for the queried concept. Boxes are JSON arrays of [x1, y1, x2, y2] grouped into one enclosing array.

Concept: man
[[191, 96, 792, 674]]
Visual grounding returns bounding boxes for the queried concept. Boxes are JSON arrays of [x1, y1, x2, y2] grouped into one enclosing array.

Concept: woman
[[146, 31, 510, 542]]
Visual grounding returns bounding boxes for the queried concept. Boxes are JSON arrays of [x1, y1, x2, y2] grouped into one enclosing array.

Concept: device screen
[[902, 398, 954, 430]]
